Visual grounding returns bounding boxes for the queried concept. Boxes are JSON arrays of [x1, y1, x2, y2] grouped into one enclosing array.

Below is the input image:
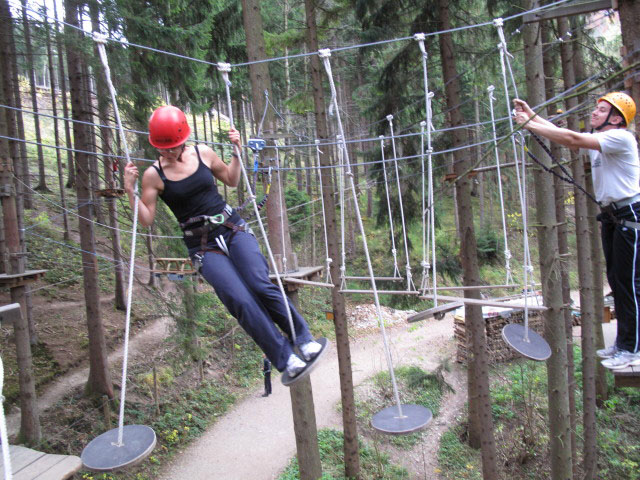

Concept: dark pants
[[264, 371, 272, 395], [191, 226, 313, 371], [600, 202, 640, 353]]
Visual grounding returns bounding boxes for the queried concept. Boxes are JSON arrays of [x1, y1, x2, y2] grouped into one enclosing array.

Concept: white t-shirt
[[588, 129, 640, 206]]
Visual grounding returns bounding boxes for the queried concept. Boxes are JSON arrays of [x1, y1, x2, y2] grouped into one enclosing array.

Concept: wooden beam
[[420, 293, 548, 311], [613, 367, 640, 388], [0, 303, 21, 326], [523, 0, 612, 24], [407, 302, 463, 323]]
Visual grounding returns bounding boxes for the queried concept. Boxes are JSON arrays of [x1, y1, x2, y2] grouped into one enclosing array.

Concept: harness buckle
[[206, 214, 225, 225], [192, 252, 204, 273]]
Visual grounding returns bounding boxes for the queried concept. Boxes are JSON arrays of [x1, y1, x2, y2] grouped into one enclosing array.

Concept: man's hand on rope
[[513, 99, 535, 129]]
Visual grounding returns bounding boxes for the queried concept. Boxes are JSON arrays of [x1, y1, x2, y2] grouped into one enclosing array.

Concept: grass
[[356, 365, 451, 450], [436, 347, 640, 480], [278, 429, 409, 480]]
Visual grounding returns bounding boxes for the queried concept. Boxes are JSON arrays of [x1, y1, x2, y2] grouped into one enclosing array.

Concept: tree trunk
[[21, 0, 48, 192], [44, 2, 70, 241], [241, 2, 322, 478], [556, 16, 597, 478], [305, 1, 360, 478], [53, 0, 75, 189], [437, 1, 498, 477], [618, 0, 640, 138], [65, 0, 113, 399], [542, 20, 577, 474], [523, 7, 573, 479], [0, 0, 40, 444], [90, 3, 126, 310]]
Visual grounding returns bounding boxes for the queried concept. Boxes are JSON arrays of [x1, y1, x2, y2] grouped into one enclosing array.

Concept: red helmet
[[148, 106, 191, 149]]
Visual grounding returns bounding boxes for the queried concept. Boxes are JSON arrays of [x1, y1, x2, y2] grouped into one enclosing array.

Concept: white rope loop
[[379, 136, 400, 277], [274, 142, 287, 274], [94, 31, 139, 446], [487, 85, 513, 285], [321, 50, 404, 416], [0, 356, 13, 480], [386, 116, 415, 291], [217, 66, 297, 344], [315, 140, 332, 284]]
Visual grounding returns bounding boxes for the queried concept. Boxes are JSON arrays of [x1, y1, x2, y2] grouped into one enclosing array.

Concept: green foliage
[[278, 429, 408, 480], [285, 187, 311, 242], [435, 230, 462, 283], [475, 226, 501, 264], [437, 426, 482, 480]]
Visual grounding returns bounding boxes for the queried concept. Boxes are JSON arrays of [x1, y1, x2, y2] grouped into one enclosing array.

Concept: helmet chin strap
[[594, 107, 614, 131]]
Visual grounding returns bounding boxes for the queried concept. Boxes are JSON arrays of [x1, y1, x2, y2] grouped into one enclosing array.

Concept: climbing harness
[[180, 203, 245, 270]]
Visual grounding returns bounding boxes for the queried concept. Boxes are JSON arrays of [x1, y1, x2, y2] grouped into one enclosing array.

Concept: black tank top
[[153, 146, 240, 249]]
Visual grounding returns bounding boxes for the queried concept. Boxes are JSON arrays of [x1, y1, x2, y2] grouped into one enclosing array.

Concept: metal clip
[[248, 138, 266, 152]]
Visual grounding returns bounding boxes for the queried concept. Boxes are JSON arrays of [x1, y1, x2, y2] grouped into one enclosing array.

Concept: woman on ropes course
[[514, 92, 640, 370], [124, 105, 322, 379]]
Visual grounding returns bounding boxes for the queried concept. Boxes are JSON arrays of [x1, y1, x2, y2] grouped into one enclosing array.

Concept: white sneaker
[[601, 350, 640, 370], [596, 344, 619, 359], [286, 354, 307, 377], [299, 341, 322, 362]]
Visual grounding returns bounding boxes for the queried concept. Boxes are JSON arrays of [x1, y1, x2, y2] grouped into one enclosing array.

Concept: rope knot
[[420, 121, 427, 128], [92, 32, 108, 44], [386, 114, 394, 122], [318, 48, 331, 59], [326, 258, 333, 264], [413, 33, 426, 41], [493, 17, 504, 28], [217, 62, 231, 73]]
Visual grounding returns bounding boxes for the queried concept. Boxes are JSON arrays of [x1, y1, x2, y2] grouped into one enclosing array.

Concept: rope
[[0, 356, 13, 480], [494, 21, 535, 293], [19, 0, 571, 70], [315, 141, 333, 285], [275, 142, 287, 273], [338, 137, 347, 290], [320, 49, 405, 417], [386, 115, 415, 291], [378, 136, 401, 279], [487, 86, 514, 285], [419, 121, 430, 294], [94, 33, 139, 446], [217, 63, 297, 344], [415, 33, 438, 300]]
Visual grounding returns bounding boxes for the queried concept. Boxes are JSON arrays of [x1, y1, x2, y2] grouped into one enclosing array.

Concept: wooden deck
[[0, 445, 82, 479], [613, 365, 640, 388]]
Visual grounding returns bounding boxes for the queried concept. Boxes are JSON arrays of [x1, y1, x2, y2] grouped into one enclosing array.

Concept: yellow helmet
[[598, 92, 636, 126]]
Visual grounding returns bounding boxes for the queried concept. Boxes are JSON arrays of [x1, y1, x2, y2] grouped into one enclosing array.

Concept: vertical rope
[[386, 116, 415, 291], [416, 34, 437, 303], [419, 121, 430, 293], [338, 138, 347, 289], [94, 33, 138, 446], [217, 63, 297, 344], [379, 136, 401, 278], [0, 357, 13, 480], [320, 49, 404, 417], [487, 85, 514, 285], [315, 141, 333, 284], [275, 142, 287, 273], [494, 20, 535, 301]]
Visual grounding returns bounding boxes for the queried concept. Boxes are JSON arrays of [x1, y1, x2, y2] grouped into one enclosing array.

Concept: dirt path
[[159, 316, 460, 480], [5, 315, 172, 437]]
